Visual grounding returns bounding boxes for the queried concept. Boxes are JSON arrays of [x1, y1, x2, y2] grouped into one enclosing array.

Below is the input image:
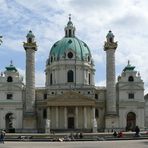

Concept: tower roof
[[123, 60, 135, 72], [26, 30, 35, 38], [5, 61, 17, 72]]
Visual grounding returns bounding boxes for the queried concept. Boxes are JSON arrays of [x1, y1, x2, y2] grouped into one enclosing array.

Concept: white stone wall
[[117, 68, 145, 129], [144, 97, 148, 128], [0, 67, 24, 130], [45, 60, 95, 87], [0, 109, 23, 129], [119, 107, 144, 129], [119, 89, 144, 102]]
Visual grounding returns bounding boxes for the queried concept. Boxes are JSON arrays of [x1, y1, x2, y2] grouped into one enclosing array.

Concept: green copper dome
[[47, 16, 93, 65], [49, 37, 92, 62]]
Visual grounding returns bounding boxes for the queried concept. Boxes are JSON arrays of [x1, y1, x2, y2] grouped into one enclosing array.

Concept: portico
[[44, 91, 96, 130]]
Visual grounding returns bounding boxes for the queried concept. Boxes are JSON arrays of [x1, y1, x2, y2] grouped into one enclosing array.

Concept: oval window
[[68, 52, 73, 59]]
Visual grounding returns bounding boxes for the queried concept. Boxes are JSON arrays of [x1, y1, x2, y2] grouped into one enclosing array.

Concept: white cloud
[[0, 0, 148, 93], [35, 71, 45, 87], [95, 80, 106, 87]]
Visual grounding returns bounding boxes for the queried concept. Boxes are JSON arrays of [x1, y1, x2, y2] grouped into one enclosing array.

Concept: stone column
[[45, 107, 51, 133], [47, 107, 50, 119], [84, 107, 87, 128], [56, 107, 59, 128], [92, 107, 97, 132], [92, 107, 95, 121], [64, 107, 67, 129], [104, 31, 117, 115], [104, 31, 119, 130], [75, 107, 78, 129], [23, 31, 37, 130], [23, 31, 37, 113], [106, 49, 116, 114]]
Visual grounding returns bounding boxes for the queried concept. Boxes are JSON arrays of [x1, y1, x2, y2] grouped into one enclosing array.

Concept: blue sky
[[0, 0, 148, 93]]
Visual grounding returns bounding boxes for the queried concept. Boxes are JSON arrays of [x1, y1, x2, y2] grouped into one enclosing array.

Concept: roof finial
[[138, 71, 140, 77], [10, 60, 13, 66], [0, 35, 2, 45], [69, 14, 71, 21], [128, 60, 130, 66]]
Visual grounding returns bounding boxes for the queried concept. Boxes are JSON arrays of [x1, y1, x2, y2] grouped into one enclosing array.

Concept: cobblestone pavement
[[0, 140, 148, 148]]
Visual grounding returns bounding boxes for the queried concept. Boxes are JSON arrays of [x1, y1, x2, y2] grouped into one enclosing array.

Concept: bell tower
[[23, 30, 37, 130], [104, 30, 118, 130]]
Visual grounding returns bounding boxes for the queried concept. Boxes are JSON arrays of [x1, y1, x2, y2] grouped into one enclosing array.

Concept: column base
[[45, 128, 50, 133], [92, 127, 97, 133], [105, 114, 119, 132], [23, 112, 37, 132]]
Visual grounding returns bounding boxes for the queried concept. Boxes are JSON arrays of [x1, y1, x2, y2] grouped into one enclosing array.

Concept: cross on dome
[[69, 14, 71, 21], [128, 60, 130, 66]]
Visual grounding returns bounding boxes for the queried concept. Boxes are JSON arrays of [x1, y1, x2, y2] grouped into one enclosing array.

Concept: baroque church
[[0, 16, 147, 133]]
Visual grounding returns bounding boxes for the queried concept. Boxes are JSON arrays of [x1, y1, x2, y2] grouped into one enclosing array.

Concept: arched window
[[28, 38, 32, 43], [68, 52, 73, 59], [88, 73, 91, 85], [95, 109, 99, 118], [109, 37, 113, 43], [50, 56, 53, 63], [50, 73, 53, 85], [43, 109, 47, 119], [95, 94, 98, 100], [7, 76, 13, 82], [88, 56, 90, 62], [69, 30, 72, 37], [67, 70, 74, 82], [128, 76, 134, 82]]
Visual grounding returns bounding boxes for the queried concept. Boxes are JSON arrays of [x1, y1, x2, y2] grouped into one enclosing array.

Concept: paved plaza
[[0, 140, 148, 148]]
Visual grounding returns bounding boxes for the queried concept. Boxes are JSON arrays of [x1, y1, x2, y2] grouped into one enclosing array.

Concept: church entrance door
[[68, 117, 74, 129], [126, 112, 136, 131]]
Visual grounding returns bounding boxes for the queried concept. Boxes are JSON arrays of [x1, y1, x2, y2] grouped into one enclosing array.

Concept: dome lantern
[[64, 14, 76, 37]]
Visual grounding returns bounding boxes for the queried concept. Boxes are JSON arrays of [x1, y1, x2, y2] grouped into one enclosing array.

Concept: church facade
[[0, 17, 147, 132]]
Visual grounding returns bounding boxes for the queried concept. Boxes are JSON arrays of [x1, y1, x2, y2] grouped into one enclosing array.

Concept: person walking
[[0, 130, 6, 144], [135, 126, 140, 137]]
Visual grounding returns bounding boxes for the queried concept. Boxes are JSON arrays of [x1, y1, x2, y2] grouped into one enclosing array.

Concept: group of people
[[58, 132, 83, 142], [113, 125, 141, 138], [113, 131, 123, 138], [0, 130, 6, 144]]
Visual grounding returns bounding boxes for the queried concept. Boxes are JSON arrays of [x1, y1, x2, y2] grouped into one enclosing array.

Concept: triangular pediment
[[119, 84, 143, 90], [47, 91, 95, 106], [0, 84, 23, 90]]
